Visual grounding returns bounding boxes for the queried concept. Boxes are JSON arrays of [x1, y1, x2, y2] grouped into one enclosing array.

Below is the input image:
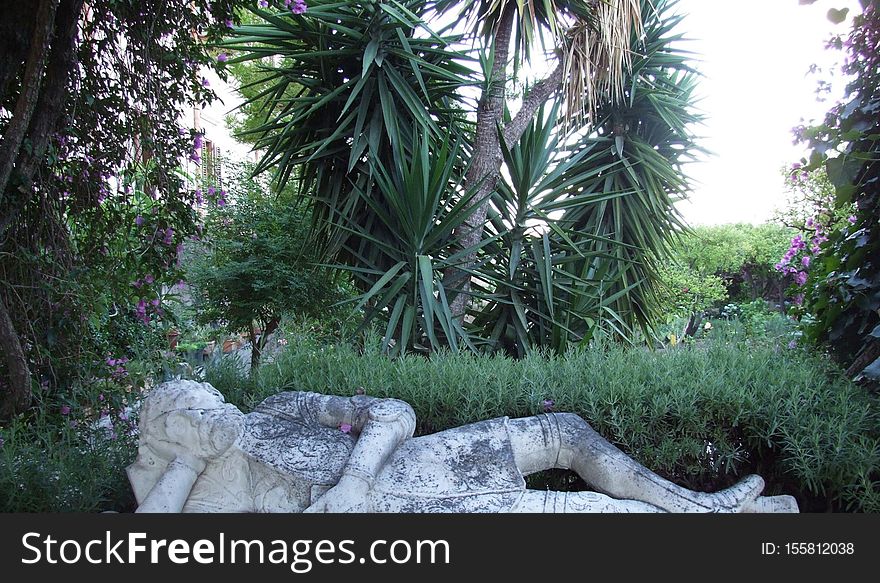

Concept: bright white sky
[[672, 0, 861, 226]]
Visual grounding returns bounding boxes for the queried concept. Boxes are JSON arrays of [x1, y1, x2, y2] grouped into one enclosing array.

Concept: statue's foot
[[741, 495, 799, 513], [701, 474, 765, 513]]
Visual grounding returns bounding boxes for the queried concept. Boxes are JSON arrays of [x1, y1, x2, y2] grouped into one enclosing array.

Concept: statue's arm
[[304, 397, 416, 512], [135, 456, 206, 513]]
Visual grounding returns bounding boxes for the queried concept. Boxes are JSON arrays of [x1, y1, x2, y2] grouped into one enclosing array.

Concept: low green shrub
[[0, 388, 139, 512], [225, 329, 879, 512]]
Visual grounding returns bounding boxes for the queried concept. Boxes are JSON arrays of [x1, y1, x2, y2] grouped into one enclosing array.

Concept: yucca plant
[[221, 0, 475, 262], [333, 133, 485, 354], [556, 0, 703, 339], [222, 0, 701, 355]]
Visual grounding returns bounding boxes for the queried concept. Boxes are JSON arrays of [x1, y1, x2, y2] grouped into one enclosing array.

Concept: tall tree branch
[[0, 0, 59, 208], [502, 62, 564, 146], [0, 0, 82, 238]]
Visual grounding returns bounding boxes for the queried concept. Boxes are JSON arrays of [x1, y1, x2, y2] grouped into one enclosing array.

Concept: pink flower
[[339, 423, 352, 434]]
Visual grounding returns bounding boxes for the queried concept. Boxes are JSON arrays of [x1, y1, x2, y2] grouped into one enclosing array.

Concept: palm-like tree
[[429, 0, 644, 317], [224, 0, 699, 354]]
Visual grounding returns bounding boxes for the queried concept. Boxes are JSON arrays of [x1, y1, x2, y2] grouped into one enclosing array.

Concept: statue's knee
[[549, 412, 595, 442]]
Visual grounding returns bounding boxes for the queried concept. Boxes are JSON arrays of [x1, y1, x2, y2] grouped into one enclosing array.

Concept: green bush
[[209, 325, 879, 512], [0, 384, 139, 512]]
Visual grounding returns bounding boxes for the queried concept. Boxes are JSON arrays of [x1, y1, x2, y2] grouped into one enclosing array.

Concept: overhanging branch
[[502, 62, 564, 146]]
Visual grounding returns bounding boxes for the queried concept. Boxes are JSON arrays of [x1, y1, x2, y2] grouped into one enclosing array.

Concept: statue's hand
[[303, 475, 371, 513]]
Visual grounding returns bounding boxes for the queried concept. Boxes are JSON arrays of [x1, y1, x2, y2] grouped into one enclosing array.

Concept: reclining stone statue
[[127, 380, 798, 513]]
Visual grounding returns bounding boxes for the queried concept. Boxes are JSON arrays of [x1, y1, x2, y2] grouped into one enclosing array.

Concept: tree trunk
[[445, 8, 565, 319], [250, 317, 280, 372], [0, 0, 59, 215], [0, 0, 62, 420], [0, 294, 32, 421], [846, 338, 880, 380], [0, 0, 82, 238]]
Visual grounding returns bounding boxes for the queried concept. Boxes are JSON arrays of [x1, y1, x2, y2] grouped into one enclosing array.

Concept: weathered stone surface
[[128, 379, 799, 513]]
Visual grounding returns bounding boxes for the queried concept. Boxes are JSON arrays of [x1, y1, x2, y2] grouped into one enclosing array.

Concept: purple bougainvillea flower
[[848, 215, 857, 224], [60, 405, 71, 416], [292, 0, 307, 14], [135, 215, 144, 226], [801, 255, 811, 267], [202, 78, 210, 87], [795, 271, 808, 286], [259, 1, 269, 7], [217, 52, 228, 63], [144, 274, 155, 284], [163, 228, 174, 245], [225, 19, 234, 28], [339, 423, 352, 434]]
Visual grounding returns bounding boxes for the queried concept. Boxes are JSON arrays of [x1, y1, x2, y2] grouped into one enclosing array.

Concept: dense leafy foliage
[[183, 162, 351, 369], [0, 0, 248, 417], [795, 1, 880, 373]]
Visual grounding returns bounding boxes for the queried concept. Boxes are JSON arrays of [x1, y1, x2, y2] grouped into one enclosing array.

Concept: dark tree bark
[[0, 295, 31, 421], [445, 7, 565, 319], [0, 0, 59, 213], [250, 317, 280, 372], [0, 0, 82, 420], [846, 338, 880, 380], [0, 0, 60, 420], [0, 2, 38, 105], [0, 0, 82, 238]]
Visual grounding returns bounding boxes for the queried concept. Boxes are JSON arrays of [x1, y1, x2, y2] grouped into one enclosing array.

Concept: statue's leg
[[507, 413, 783, 512], [511, 489, 664, 513]]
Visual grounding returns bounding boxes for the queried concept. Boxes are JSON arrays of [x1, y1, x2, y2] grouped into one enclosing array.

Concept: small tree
[[184, 162, 348, 371]]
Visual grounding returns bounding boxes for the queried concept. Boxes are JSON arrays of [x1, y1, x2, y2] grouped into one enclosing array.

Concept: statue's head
[[140, 380, 244, 459]]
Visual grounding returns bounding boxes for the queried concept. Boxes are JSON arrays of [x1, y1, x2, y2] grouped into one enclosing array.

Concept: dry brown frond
[[561, 0, 643, 132]]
